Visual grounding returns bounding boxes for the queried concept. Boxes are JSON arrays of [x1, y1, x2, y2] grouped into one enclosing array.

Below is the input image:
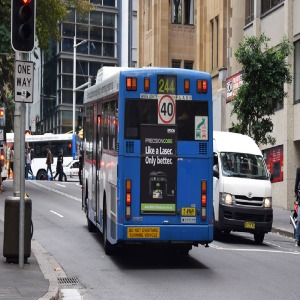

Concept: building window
[[261, 0, 284, 15], [147, 0, 152, 30], [172, 60, 181, 68], [172, 0, 194, 25], [245, 0, 254, 25], [210, 17, 219, 70], [184, 61, 193, 69], [172, 0, 182, 24], [295, 40, 300, 103], [184, 0, 194, 25]]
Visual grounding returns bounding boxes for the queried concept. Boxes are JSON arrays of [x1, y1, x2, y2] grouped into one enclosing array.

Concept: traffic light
[[11, 0, 36, 52], [0, 107, 5, 127], [25, 129, 31, 135]]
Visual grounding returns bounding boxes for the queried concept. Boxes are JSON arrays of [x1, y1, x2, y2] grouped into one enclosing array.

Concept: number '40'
[[160, 102, 173, 116]]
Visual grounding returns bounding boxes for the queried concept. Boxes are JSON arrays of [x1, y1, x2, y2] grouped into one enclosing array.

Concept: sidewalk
[[0, 195, 296, 300]]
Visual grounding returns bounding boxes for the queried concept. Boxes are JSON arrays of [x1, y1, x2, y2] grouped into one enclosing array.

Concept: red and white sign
[[158, 94, 175, 124]]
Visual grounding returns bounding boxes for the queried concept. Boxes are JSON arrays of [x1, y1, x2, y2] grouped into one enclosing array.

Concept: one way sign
[[15, 60, 34, 103]]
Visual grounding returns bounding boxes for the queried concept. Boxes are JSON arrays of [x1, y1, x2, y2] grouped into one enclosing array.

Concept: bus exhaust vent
[[126, 141, 134, 153], [198, 143, 207, 155]]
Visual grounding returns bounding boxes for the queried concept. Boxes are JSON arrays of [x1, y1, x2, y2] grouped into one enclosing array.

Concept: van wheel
[[254, 232, 265, 244]]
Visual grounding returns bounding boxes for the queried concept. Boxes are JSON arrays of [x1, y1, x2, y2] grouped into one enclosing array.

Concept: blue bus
[[82, 67, 213, 254]]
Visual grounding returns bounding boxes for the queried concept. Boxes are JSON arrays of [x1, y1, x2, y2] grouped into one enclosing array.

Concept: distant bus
[[82, 67, 214, 255], [6, 133, 81, 180]]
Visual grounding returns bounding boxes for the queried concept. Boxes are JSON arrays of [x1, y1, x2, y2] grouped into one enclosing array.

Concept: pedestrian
[[8, 146, 14, 179], [54, 150, 64, 181], [294, 167, 300, 247], [25, 147, 32, 179], [79, 151, 83, 186], [0, 159, 3, 193], [46, 146, 54, 180]]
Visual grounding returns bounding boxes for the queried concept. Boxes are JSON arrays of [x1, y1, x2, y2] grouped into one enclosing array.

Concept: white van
[[213, 131, 273, 244]]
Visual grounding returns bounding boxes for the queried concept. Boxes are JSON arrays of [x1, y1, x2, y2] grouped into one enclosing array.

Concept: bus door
[[96, 114, 102, 226]]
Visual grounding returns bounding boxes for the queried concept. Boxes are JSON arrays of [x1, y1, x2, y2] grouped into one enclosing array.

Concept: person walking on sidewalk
[[294, 167, 300, 246], [8, 146, 14, 179], [46, 146, 54, 180]]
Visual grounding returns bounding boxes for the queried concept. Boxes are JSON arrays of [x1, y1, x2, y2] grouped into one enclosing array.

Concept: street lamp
[[73, 36, 87, 134]]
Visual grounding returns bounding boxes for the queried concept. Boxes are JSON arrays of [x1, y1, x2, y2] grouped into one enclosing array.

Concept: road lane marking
[[55, 183, 66, 187], [210, 243, 300, 254], [30, 181, 81, 202], [50, 210, 64, 218]]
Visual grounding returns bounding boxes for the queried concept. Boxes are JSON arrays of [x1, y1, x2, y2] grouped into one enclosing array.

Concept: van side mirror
[[213, 165, 219, 179]]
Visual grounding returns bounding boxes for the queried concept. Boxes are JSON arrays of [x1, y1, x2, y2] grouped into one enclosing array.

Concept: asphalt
[[0, 183, 296, 300]]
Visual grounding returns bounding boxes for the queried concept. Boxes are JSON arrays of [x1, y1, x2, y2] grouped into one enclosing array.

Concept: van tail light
[[201, 180, 207, 220], [125, 179, 132, 219]]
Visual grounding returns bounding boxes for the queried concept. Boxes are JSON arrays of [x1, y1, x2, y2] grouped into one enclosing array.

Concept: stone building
[[138, 0, 300, 209]]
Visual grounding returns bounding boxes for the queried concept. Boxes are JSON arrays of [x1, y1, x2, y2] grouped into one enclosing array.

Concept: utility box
[[3, 196, 32, 263]]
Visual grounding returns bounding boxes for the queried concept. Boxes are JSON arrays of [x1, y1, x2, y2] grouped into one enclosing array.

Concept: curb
[[32, 239, 66, 300], [271, 227, 294, 239]]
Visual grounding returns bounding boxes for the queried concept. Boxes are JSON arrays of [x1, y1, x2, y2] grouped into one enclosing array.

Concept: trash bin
[[3, 196, 32, 263]]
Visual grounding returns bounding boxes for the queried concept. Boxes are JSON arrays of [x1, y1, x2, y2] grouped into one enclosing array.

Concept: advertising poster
[[140, 125, 177, 214], [263, 145, 283, 183]]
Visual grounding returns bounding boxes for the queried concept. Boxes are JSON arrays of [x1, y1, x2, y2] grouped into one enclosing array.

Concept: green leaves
[[231, 34, 293, 145]]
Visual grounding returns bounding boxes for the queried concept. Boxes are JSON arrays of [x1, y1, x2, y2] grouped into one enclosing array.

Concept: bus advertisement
[[82, 67, 213, 255], [5, 133, 81, 180]]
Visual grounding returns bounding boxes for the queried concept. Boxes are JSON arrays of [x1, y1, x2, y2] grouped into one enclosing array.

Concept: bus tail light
[[125, 179, 132, 219], [201, 180, 207, 220], [144, 78, 150, 92], [126, 77, 137, 91], [197, 80, 208, 93], [184, 79, 190, 93]]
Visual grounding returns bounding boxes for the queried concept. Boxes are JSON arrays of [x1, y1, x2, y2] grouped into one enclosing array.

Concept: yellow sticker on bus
[[127, 227, 160, 239]]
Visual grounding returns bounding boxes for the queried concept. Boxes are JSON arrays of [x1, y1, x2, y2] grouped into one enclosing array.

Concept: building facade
[[27, 0, 137, 135], [138, 0, 300, 209]]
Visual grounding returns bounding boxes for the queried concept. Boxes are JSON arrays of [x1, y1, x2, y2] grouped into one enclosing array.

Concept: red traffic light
[[0, 109, 4, 117], [25, 130, 31, 135], [11, 0, 35, 52]]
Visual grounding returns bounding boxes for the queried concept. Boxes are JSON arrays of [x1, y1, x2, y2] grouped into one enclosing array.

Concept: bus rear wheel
[[103, 205, 115, 255]]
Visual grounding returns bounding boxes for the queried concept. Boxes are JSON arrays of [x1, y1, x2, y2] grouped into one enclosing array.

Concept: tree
[[0, 0, 93, 132], [231, 33, 293, 145]]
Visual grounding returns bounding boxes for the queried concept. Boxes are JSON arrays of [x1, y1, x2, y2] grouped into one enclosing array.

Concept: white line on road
[[50, 210, 64, 218], [210, 243, 300, 255], [30, 181, 81, 202], [55, 183, 66, 187]]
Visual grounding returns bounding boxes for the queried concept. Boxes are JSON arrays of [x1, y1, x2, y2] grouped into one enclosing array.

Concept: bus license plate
[[181, 207, 196, 216], [244, 221, 255, 229], [127, 227, 160, 239]]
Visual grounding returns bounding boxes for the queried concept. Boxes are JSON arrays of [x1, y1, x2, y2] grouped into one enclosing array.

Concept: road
[[4, 180, 300, 300]]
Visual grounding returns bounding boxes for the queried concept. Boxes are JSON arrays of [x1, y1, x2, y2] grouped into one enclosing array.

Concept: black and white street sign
[[15, 60, 34, 103]]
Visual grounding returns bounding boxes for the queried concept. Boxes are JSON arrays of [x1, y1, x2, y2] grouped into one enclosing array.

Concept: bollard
[[3, 196, 32, 263]]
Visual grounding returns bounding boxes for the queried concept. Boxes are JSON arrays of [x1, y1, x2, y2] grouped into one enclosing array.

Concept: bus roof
[[6, 133, 75, 143]]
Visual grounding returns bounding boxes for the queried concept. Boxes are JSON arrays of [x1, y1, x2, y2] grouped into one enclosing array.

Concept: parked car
[[53, 159, 79, 181]]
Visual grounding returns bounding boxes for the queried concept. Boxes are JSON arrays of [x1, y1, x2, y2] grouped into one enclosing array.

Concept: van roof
[[213, 131, 262, 155]]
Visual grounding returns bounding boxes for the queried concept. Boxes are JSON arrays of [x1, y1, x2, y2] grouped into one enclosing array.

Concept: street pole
[[73, 36, 87, 134]]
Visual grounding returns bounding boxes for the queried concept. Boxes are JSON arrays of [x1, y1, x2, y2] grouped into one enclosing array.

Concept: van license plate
[[244, 221, 255, 229], [181, 207, 196, 216]]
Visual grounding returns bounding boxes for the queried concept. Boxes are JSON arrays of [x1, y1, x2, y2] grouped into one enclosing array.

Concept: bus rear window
[[124, 99, 208, 141], [176, 101, 208, 141], [125, 99, 158, 139]]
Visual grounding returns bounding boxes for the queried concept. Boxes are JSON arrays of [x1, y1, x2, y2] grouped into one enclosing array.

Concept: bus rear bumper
[[117, 224, 213, 245]]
